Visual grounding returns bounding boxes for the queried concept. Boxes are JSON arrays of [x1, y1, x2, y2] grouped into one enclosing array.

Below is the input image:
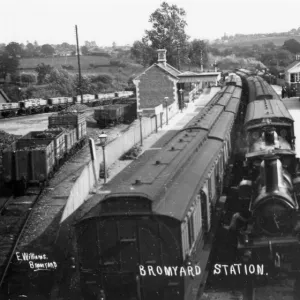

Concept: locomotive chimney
[[264, 127, 278, 145], [263, 154, 280, 193]]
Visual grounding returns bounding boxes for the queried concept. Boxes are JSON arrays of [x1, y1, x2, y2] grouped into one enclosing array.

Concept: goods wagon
[[94, 103, 136, 128], [75, 94, 96, 104], [48, 112, 87, 140], [48, 97, 73, 106], [96, 93, 115, 100], [20, 130, 66, 162], [2, 136, 56, 192], [0, 103, 19, 117], [2, 111, 87, 195], [48, 112, 86, 127]]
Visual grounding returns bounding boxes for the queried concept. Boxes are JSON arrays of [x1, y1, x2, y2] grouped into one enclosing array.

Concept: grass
[[19, 56, 110, 70]]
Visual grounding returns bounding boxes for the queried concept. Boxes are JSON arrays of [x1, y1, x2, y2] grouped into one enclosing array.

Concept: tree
[[45, 68, 74, 96], [80, 46, 89, 55], [143, 2, 189, 67], [25, 42, 36, 57], [41, 44, 55, 56], [130, 40, 156, 66], [35, 63, 53, 84], [263, 42, 276, 50], [20, 73, 37, 85], [282, 39, 300, 54], [0, 51, 19, 78], [5, 42, 23, 57], [73, 74, 95, 94], [189, 39, 208, 68]]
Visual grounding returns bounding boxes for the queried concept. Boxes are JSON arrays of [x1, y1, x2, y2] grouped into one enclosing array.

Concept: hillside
[[225, 35, 300, 47]]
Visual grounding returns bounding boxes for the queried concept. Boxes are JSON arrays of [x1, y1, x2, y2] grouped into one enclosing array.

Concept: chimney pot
[[157, 49, 167, 67]]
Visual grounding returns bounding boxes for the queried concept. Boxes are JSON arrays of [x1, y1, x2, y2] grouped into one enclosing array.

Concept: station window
[[291, 73, 300, 83]]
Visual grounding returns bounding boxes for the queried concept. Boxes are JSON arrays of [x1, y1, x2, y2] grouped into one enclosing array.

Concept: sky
[[1, 0, 300, 47]]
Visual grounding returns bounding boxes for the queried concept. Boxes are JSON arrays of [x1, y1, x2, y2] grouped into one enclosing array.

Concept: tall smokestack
[[157, 49, 167, 67]]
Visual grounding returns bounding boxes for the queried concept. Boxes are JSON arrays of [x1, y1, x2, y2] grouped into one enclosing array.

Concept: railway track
[[0, 187, 43, 289]]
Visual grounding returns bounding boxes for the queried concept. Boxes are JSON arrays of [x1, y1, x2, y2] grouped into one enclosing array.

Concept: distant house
[[54, 50, 73, 57], [284, 54, 300, 87]]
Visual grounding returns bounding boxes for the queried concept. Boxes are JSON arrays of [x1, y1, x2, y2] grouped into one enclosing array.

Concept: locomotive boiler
[[235, 153, 300, 271]]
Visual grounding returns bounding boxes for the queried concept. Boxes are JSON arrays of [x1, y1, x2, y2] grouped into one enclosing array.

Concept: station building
[[133, 49, 221, 118]]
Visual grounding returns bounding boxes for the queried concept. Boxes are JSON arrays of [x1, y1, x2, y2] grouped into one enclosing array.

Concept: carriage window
[[210, 170, 216, 204], [181, 221, 189, 259], [208, 177, 212, 200], [188, 211, 195, 249]]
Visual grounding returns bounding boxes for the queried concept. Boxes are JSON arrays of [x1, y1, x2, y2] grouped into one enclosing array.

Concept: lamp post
[[99, 132, 108, 183], [179, 89, 183, 113], [18, 87, 22, 101], [139, 113, 143, 146], [164, 97, 169, 125]]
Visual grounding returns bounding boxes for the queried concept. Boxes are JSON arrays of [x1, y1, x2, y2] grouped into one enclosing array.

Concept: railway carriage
[[74, 82, 242, 300], [225, 74, 243, 88]]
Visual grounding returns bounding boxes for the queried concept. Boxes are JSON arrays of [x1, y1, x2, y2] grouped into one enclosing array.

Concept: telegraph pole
[[200, 49, 203, 72], [75, 25, 83, 104], [177, 43, 181, 71]]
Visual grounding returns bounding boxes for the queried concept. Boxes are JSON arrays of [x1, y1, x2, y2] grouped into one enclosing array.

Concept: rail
[[0, 187, 44, 289]]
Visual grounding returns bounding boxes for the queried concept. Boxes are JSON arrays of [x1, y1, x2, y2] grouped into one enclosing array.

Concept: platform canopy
[[178, 71, 221, 83]]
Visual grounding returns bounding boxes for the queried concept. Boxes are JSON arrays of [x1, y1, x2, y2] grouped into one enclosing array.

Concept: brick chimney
[[157, 49, 167, 66]]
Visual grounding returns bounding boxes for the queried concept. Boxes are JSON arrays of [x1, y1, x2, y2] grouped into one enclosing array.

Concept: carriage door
[[138, 217, 163, 300], [101, 218, 139, 300]]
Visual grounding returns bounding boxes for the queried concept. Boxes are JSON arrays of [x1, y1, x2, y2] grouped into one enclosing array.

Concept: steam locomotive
[[226, 71, 300, 275]]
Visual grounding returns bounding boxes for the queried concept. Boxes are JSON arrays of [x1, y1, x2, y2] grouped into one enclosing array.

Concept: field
[[18, 56, 144, 84], [19, 56, 111, 70], [226, 35, 300, 47]]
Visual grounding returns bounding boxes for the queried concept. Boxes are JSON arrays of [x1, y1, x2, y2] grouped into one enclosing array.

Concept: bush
[[24, 85, 60, 98], [110, 59, 126, 68], [120, 145, 142, 160], [62, 64, 75, 70], [21, 73, 37, 84], [90, 73, 113, 85]]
